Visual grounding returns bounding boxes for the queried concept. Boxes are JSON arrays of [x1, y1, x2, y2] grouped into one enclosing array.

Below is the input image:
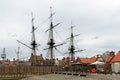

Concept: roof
[[36, 56, 44, 60], [80, 58, 90, 64], [30, 54, 44, 61], [107, 56, 114, 63], [91, 61, 104, 64], [89, 56, 96, 63], [0, 61, 14, 66], [111, 51, 120, 62], [80, 56, 96, 64]]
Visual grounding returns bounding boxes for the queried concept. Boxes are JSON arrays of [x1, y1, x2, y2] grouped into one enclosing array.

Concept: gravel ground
[[21, 74, 120, 80]]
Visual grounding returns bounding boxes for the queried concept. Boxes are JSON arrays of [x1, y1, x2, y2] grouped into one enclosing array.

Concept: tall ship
[[17, 7, 64, 66]]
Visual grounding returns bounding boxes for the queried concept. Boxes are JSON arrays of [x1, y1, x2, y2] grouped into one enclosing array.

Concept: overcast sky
[[0, 0, 120, 60]]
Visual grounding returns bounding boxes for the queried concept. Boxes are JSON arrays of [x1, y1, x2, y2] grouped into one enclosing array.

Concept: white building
[[111, 51, 120, 73]]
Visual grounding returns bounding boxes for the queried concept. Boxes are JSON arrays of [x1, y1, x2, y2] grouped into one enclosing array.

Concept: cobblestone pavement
[[21, 74, 120, 80]]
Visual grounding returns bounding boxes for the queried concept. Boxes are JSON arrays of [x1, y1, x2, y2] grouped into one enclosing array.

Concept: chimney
[[109, 51, 115, 57]]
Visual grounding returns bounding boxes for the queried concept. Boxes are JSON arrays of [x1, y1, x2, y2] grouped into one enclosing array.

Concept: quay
[[53, 71, 87, 76], [21, 74, 120, 80]]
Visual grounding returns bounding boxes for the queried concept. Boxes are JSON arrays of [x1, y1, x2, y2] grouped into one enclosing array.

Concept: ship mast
[[31, 13, 37, 64], [44, 7, 63, 60], [17, 13, 38, 64], [67, 23, 84, 60], [69, 23, 75, 60], [47, 7, 55, 60]]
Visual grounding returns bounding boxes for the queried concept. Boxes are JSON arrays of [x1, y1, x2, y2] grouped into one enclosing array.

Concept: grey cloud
[[0, 0, 120, 59]]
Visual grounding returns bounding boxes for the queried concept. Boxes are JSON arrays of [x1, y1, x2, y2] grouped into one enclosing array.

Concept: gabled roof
[[89, 56, 96, 63], [107, 56, 114, 63], [80, 56, 96, 64], [111, 51, 120, 62], [80, 58, 90, 64]]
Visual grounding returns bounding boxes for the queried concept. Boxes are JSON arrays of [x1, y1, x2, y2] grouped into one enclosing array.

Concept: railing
[[0, 66, 59, 75]]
